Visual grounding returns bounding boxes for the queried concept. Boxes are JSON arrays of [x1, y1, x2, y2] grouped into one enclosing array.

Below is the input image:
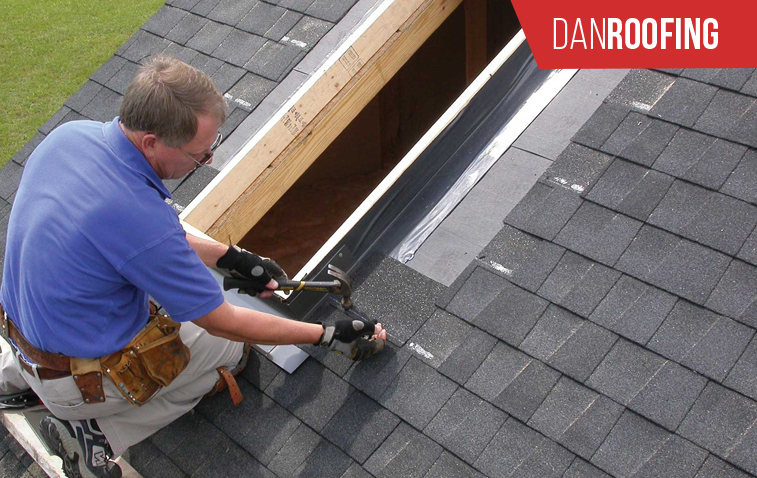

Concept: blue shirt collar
[[102, 117, 172, 200]]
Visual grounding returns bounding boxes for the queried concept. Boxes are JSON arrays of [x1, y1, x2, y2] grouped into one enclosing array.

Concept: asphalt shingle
[[589, 275, 677, 345], [444, 265, 508, 320], [466, 342, 560, 421], [189, 53, 225, 77], [343, 342, 412, 401], [423, 388, 507, 465], [305, 0, 358, 23], [601, 113, 675, 166], [424, 452, 485, 478], [695, 455, 754, 478], [437, 327, 498, 385], [238, 2, 287, 36], [142, 5, 188, 37], [712, 69, 754, 91], [725, 337, 757, 402], [105, 61, 140, 95], [606, 69, 676, 112], [37, 106, 71, 135], [504, 181, 583, 240], [520, 305, 618, 382], [226, 72, 277, 111], [742, 71, 757, 97], [162, 42, 200, 64], [469, 280, 549, 346], [266, 424, 321, 477], [406, 309, 473, 368], [210, 62, 246, 93], [650, 300, 753, 381], [363, 422, 443, 478], [186, 21, 233, 55], [90, 56, 128, 85], [542, 143, 615, 196], [245, 40, 303, 81], [284, 15, 333, 52], [11, 132, 45, 166], [80, 87, 122, 123], [721, 149, 757, 205], [379, 357, 457, 429], [290, 440, 353, 478], [554, 202, 643, 266], [210, 29, 266, 67], [616, 225, 731, 305], [528, 377, 623, 460], [120, 30, 171, 63], [650, 77, 717, 127], [648, 181, 757, 256], [572, 102, 629, 149], [706, 260, 757, 327], [538, 251, 622, 318], [563, 460, 612, 478], [206, 0, 256, 26], [474, 418, 574, 478], [738, 228, 757, 266], [479, 225, 566, 293], [191, 0, 221, 16], [65, 80, 102, 112], [694, 90, 755, 139], [265, 10, 304, 41], [166, 13, 207, 45]]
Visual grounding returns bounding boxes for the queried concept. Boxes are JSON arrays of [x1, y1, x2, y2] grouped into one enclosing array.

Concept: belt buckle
[[1, 311, 8, 341]]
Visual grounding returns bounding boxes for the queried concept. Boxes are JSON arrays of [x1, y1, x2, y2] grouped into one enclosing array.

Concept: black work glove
[[217, 245, 287, 295], [317, 319, 384, 361]]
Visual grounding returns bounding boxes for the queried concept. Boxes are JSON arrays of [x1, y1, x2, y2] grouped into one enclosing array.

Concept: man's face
[[157, 114, 221, 180]]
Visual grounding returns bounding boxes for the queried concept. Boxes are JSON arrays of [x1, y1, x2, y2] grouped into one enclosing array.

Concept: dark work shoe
[[39, 415, 122, 478], [0, 390, 39, 409]]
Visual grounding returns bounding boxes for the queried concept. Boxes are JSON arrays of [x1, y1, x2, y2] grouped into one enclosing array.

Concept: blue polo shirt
[[0, 118, 224, 358]]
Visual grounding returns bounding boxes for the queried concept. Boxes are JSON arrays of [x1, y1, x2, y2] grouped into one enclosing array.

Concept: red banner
[[510, 0, 755, 68]]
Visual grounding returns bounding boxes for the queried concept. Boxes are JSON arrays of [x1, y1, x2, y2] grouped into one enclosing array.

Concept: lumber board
[[465, 0, 487, 83], [185, 0, 462, 242]]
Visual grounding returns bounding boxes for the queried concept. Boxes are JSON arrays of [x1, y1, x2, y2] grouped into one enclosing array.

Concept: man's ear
[[141, 133, 159, 158]]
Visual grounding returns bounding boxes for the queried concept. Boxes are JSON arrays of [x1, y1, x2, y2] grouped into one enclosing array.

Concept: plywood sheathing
[[184, 0, 464, 243], [465, 0, 487, 83]]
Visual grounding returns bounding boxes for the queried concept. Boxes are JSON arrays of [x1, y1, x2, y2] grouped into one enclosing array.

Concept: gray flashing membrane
[[284, 41, 554, 319]]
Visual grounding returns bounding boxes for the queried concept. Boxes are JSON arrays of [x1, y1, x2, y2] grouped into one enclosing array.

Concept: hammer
[[223, 264, 354, 309]]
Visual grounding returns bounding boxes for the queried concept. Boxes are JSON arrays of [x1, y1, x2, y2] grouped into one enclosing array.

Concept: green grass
[[0, 0, 165, 167]]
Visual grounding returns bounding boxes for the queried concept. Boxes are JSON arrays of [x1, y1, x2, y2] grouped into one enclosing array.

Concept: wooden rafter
[[183, 0, 463, 243]]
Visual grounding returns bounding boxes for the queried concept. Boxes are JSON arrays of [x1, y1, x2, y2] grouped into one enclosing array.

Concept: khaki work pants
[[11, 322, 243, 456]]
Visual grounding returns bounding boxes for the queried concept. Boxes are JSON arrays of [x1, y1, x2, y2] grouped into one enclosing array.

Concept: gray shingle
[[695, 455, 754, 478], [237, 2, 286, 36], [538, 251, 622, 318], [681, 68, 721, 83], [474, 418, 574, 478], [589, 275, 677, 345], [322, 391, 399, 464], [38, 106, 71, 135], [437, 262, 507, 322], [293, 440, 353, 478], [586, 339, 667, 406], [572, 102, 629, 149], [424, 388, 507, 465], [170, 164, 218, 208], [90, 56, 128, 85], [742, 71, 757, 97], [265, 359, 353, 431], [600, 112, 650, 156], [711, 69, 755, 91], [563, 460, 612, 478], [407, 309, 473, 368], [186, 438, 274, 478], [627, 361, 708, 431], [479, 225, 566, 292], [586, 159, 674, 221], [166, 13, 207, 45], [706, 260, 757, 327], [650, 300, 753, 381], [606, 69, 676, 112], [504, 181, 583, 241], [226, 72, 277, 111], [120, 30, 171, 63], [189, 53, 224, 76], [658, 133, 746, 191], [210, 62, 246, 93], [738, 228, 757, 267], [650, 77, 717, 127], [218, 106, 248, 138], [212, 382, 301, 465], [591, 411, 671, 478], [678, 382, 757, 459], [153, 413, 227, 475], [104, 61, 140, 95], [341, 463, 373, 478], [11, 132, 44, 166], [725, 337, 757, 402], [379, 357, 457, 429], [65, 80, 102, 111], [520, 305, 618, 382], [542, 144, 615, 196], [695, 90, 755, 138], [437, 328, 498, 385], [423, 452, 485, 478], [143, 5, 188, 37], [267, 424, 321, 477], [471, 280, 549, 346], [80, 87, 122, 123], [265, 10, 304, 41], [616, 225, 731, 305], [363, 422, 443, 478], [528, 377, 623, 460], [191, 0, 221, 16], [721, 149, 757, 205], [343, 342, 411, 401], [169, 0, 201, 10], [616, 118, 679, 168], [161, 42, 200, 64], [207, 0, 256, 25], [630, 435, 708, 478], [212, 29, 266, 67], [283, 15, 332, 52], [554, 202, 643, 266], [494, 358, 560, 421], [466, 343, 536, 403], [186, 21, 233, 55], [305, 0, 357, 23], [240, 349, 281, 391], [724, 101, 757, 148], [276, 0, 317, 13], [245, 40, 302, 81], [648, 181, 757, 256]]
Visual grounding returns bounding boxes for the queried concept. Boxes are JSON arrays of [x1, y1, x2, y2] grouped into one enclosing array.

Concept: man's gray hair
[[120, 55, 227, 147]]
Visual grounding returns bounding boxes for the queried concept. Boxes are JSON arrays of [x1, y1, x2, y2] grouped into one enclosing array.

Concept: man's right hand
[[318, 319, 387, 361]]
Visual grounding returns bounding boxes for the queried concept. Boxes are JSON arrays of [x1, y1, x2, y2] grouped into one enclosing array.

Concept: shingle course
[[504, 181, 583, 240], [650, 77, 717, 127], [206, 0, 256, 26], [725, 337, 757, 402], [721, 149, 757, 205], [363, 422, 443, 478], [143, 5, 188, 37], [706, 260, 757, 328], [212, 29, 266, 67], [469, 280, 549, 346], [245, 40, 303, 81], [572, 102, 629, 149]]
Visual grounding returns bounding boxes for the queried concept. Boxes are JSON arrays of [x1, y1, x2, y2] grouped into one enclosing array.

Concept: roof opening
[[237, 2, 521, 274]]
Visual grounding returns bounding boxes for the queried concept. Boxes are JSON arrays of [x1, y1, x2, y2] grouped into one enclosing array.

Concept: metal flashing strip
[[181, 221, 310, 374], [179, 0, 396, 221]]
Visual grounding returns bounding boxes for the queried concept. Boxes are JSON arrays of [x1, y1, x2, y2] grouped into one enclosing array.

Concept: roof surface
[[3, 3, 757, 478]]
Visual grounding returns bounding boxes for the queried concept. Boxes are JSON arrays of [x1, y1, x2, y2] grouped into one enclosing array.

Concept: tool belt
[[0, 305, 190, 407]]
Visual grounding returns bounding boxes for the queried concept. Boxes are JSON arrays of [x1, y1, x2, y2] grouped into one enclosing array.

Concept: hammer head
[[327, 264, 353, 309]]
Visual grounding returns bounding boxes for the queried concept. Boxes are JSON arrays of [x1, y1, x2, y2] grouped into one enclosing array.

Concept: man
[[0, 55, 385, 478]]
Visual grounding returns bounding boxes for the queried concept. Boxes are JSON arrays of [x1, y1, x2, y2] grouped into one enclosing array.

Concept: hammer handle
[[276, 280, 339, 292]]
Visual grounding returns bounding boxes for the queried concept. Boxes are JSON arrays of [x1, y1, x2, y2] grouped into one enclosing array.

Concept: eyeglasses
[[180, 131, 223, 168]]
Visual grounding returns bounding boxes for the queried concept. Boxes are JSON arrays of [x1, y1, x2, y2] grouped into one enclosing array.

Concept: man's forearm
[[186, 232, 228, 267], [193, 301, 323, 345]]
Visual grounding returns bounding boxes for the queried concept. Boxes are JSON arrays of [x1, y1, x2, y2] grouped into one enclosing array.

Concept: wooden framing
[[465, 0, 488, 83], [182, 0, 463, 243]]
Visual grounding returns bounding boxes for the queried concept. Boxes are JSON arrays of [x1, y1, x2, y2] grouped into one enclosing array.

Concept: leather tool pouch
[[101, 314, 190, 406], [71, 358, 105, 404]]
